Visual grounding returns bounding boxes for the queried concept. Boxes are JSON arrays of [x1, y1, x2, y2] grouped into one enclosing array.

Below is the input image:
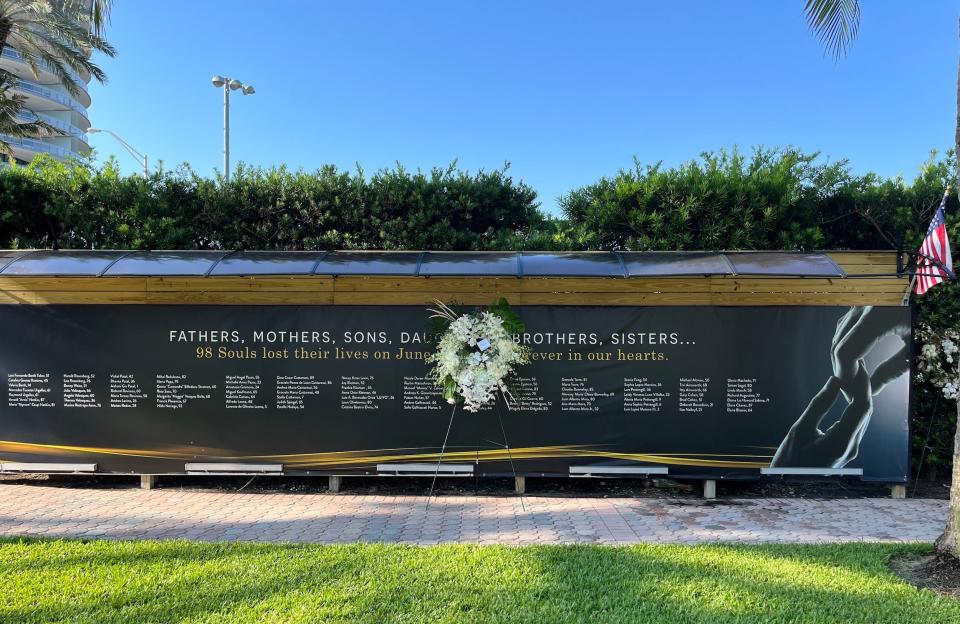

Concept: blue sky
[[87, 1, 958, 214]]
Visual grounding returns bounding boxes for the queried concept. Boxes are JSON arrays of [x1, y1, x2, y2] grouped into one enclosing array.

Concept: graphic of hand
[[770, 306, 909, 469]]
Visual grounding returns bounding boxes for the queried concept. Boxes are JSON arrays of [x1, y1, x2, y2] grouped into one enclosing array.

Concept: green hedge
[[0, 157, 544, 251], [0, 149, 957, 478]]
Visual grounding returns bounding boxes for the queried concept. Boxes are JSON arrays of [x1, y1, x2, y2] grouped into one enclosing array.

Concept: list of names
[[623, 377, 670, 412], [7, 373, 54, 407], [276, 375, 330, 410], [561, 377, 613, 412], [726, 378, 771, 413], [678, 377, 713, 413], [110, 374, 147, 408], [512, 376, 552, 412], [402, 376, 443, 411], [62, 373, 100, 408], [156, 374, 217, 410], [340, 375, 394, 410], [225, 375, 266, 409], [3, 370, 777, 417]]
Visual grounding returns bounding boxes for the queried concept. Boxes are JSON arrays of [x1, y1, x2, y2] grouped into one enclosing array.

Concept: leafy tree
[[560, 147, 834, 251]]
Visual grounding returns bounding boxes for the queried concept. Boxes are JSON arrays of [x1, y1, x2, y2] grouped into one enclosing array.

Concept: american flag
[[915, 190, 953, 295]]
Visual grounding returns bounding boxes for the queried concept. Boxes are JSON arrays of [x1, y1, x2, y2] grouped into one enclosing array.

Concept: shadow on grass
[[0, 539, 958, 624]]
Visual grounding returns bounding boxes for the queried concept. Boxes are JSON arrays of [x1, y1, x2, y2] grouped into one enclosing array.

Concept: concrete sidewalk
[[0, 483, 946, 545]]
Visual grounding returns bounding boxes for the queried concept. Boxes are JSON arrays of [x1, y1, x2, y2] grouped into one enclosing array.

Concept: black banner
[[0, 305, 910, 481]]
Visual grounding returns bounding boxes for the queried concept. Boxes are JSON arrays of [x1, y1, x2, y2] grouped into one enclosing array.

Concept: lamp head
[[211, 75, 226, 87], [228, 79, 242, 91], [242, 85, 255, 95], [87, 127, 102, 134]]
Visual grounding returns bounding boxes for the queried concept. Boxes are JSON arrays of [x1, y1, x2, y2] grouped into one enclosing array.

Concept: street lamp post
[[87, 128, 148, 177], [211, 75, 255, 183]]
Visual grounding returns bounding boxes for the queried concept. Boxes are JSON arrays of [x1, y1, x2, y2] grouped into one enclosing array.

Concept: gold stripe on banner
[[0, 440, 772, 469]]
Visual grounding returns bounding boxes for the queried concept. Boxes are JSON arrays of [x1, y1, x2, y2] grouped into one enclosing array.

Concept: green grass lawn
[[0, 539, 957, 623]]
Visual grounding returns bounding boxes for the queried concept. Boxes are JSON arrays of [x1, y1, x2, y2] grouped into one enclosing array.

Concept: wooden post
[[514, 476, 526, 494], [140, 475, 157, 490], [703, 479, 717, 499], [890, 484, 907, 499], [329, 475, 342, 493]]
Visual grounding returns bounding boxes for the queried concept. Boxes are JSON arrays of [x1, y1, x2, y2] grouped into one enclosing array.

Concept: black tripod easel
[[426, 397, 524, 511]]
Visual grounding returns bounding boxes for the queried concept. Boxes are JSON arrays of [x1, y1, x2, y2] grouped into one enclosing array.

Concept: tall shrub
[[0, 157, 544, 251]]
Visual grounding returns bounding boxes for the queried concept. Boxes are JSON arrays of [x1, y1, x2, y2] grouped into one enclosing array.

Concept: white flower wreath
[[426, 299, 531, 412]]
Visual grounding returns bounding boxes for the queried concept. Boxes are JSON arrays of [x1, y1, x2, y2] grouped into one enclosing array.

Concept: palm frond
[[90, 0, 112, 37], [0, 72, 60, 159], [0, 0, 116, 97], [804, 0, 860, 59]]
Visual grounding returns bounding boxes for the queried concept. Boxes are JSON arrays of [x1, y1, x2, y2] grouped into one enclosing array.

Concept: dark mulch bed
[[891, 552, 960, 599], [1, 471, 951, 499]]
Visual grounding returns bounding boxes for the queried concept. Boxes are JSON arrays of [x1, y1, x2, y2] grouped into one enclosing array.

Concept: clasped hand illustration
[[771, 306, 909, 469]]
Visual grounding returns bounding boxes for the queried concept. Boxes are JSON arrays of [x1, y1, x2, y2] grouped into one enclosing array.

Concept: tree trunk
[[956, 16, 960, 194], [0, 18, 11, 51], [938, 14, 960, 560], [935, 400, 960, 557]]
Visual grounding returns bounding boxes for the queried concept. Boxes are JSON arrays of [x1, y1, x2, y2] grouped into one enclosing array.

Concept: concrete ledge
[[184, 463, 282, 474], [703, 479, 717, 499], [761, 467, 863, 476], [570, 466, 668, 477], [1, 462, 96, 473], [376, 463, 474, 476]]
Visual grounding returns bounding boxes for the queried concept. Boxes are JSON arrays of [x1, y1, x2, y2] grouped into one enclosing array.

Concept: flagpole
[[903, 273, 917, 306]]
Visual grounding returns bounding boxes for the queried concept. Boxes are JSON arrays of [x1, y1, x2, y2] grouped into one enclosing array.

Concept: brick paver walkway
[[0, 484, 946, 545]]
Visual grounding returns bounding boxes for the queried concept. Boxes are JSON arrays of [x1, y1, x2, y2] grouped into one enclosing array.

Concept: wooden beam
[[146, 276, 334, 292], [0, 277, 146, 292], [0, 251, 908, 306], [0, 288, 906, 306]]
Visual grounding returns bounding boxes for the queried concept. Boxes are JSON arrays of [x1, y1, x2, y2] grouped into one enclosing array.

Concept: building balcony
[[0, 134, 76, 161], [14, 112, 87, 140], [9, 78, 89, 121]]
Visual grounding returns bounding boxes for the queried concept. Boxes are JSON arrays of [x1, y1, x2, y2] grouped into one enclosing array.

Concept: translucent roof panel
[[725, 252, 845, 277], [0, 250, 36, 273], [104, 251, 228, 276], [0, 250, 865, 278], [621, 252, 733, 277], [419, 252, 519, 276], [1, 250, 129, 276], [312, 251, 421, 276], [520, 252, 626, 277], [210, 251, 327, 276]]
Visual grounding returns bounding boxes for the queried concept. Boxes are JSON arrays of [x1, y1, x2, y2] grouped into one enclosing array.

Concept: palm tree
[[0, 0, 115, 97], [0, 0, 115, 159], [0, 72, 53, 159], [804, 0, 960, 561]]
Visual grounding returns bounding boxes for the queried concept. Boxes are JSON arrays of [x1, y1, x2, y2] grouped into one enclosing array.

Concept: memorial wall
[[0, 304, 911, 481]]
